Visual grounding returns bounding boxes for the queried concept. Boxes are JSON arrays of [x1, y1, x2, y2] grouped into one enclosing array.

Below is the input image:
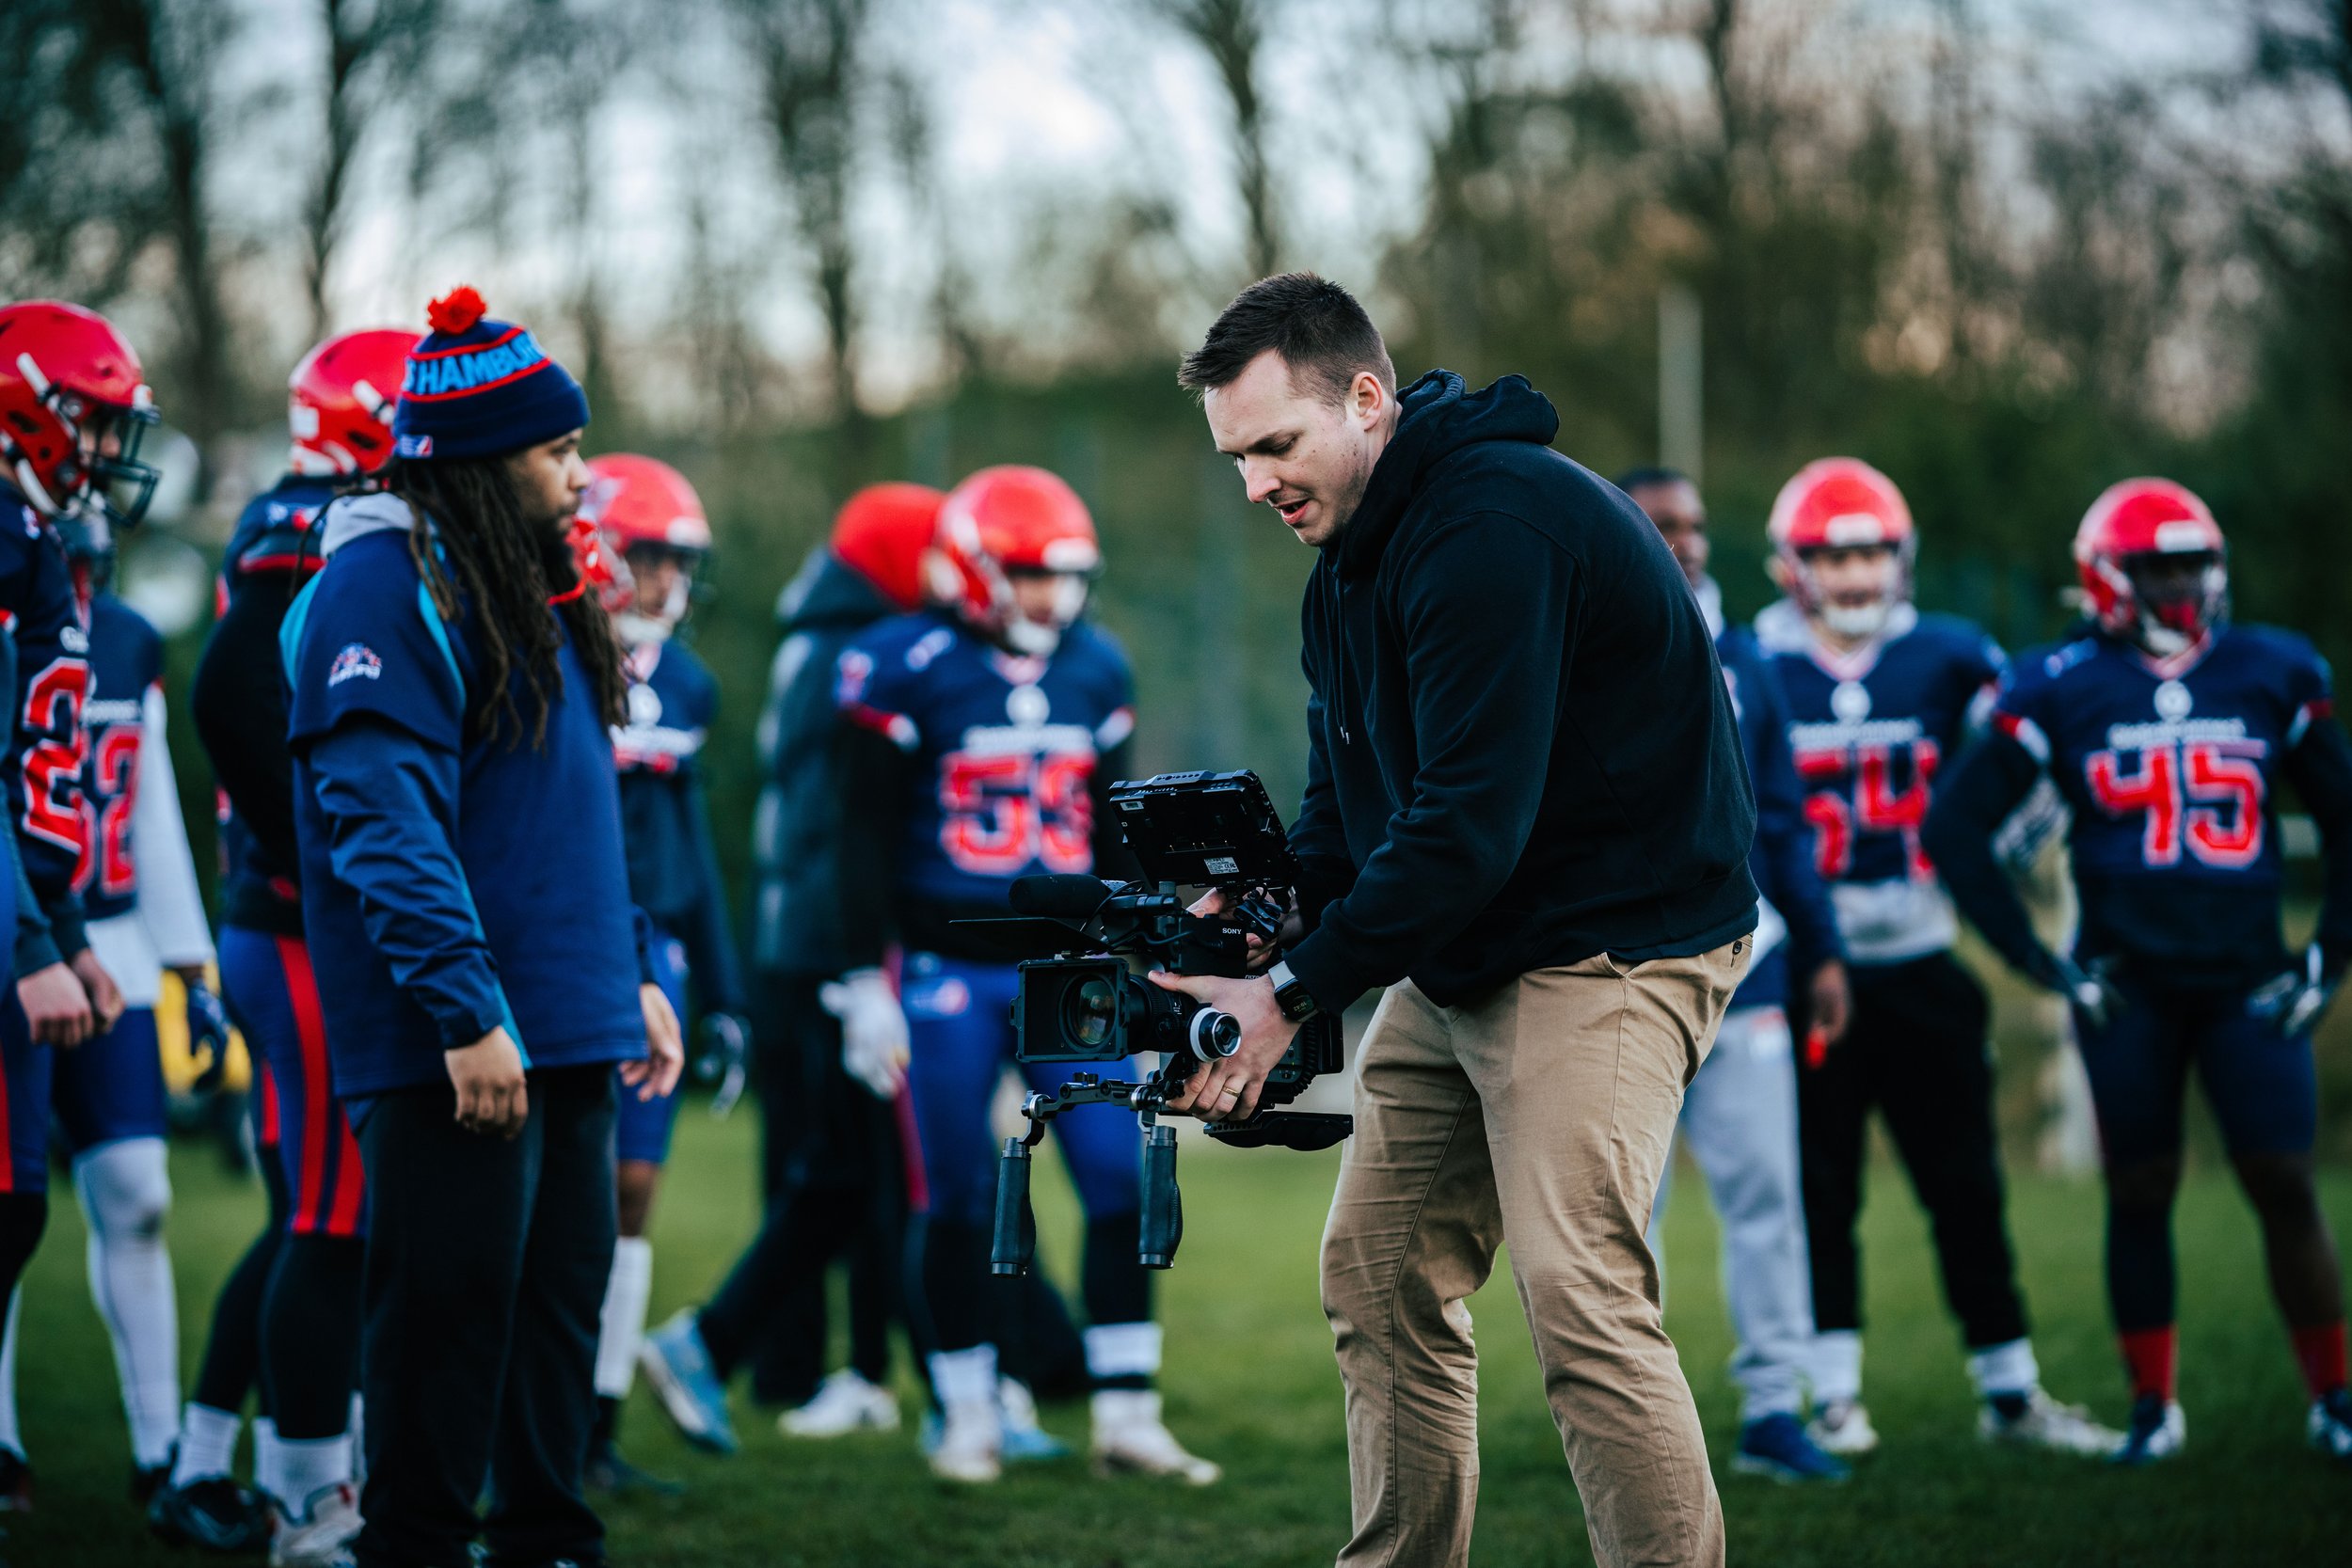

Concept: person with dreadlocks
[[280, 288, 682, 1568]]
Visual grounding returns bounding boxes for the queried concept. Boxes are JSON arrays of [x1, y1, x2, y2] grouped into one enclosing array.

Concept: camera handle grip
[[990, 1136, 1038, 1276], [1138, 1122, 1183, 1268]]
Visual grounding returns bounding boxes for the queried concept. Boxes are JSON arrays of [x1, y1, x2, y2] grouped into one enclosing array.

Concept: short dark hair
[[1613, 466, 1692, 494], [1178, 272, 1395, 404]]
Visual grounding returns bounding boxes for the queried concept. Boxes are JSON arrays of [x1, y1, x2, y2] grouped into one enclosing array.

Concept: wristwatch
[[1266, 959, 1321, 1023]]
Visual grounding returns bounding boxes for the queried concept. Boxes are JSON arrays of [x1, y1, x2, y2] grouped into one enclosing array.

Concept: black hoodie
[[749, 547, 904, 976], [1280, 371, 1758, 1011]]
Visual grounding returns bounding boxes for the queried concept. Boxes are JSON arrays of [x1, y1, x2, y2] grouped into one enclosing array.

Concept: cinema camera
[[957, 770, 1352, 1275]]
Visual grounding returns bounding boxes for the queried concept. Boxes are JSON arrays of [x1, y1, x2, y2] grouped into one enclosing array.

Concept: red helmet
[[1767, 457, 1915, 638], [581, 453, 711, 624], [0, 301, 159, 524], [932, 466, 1100, 654], [289, 328, 413, 476], [2074, 478, 2226, 656], [832, 482, 944, 612]]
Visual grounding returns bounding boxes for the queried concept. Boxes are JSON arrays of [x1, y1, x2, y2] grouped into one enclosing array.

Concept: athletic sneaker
[[2110, 1394, 2185, 1465], [779, 1370, 901, 1438], [149, 1475, 275, 1552], [2307, 1388, 2352, 1462], [638, 1310, 739, 1455], [999, 1378, 1072, 1463], [1806, 1399, 1879, 1456], [1089, 1390, 1220, 1484], [930, 1395, 1003, 1484], [270, 1481, 361, 1567], [1731, 1413, 1850, 1482], [0, 1446, 30, 1512], [1979, 1388, 2121, 1455]]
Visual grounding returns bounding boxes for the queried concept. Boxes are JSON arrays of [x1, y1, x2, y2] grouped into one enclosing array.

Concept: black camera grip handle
[[990, 1136, 1038, 1276], [1138, 1123, 1183, 1268]]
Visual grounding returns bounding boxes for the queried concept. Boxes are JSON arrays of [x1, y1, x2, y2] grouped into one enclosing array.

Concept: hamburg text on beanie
[[391, 287, 590, 462]]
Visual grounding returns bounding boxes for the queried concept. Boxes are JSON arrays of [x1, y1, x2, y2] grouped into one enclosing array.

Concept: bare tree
[[735, 0, 871, 480], [305, 0, 446, 339], [1161, 0, 1280, 279]]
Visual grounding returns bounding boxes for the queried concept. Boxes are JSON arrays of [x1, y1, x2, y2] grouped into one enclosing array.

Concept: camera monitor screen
[[1108, 770, 1300, 888]]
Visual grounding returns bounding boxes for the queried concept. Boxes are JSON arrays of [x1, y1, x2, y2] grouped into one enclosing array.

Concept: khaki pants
[[1321, 940, 1748, 1568]]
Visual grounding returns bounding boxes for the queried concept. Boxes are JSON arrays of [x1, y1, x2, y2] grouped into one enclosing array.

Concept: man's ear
[[1350, 370, 1388, 431], [1765, 555, 1792, 592]]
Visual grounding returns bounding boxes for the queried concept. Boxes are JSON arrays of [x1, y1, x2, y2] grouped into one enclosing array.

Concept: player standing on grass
[[1925, 479, 2352, 1465], [157, 329, 415, 1559], [0, 300, 138, 1511], [1623, 467, 1854, 1483], [576, 452, 749, 1495], [281, 289, 680, 1568], [647, 466, 1216, 1486], [651, 483, 942, 1443], [0, 494, 219, 1511], [1756, 456, 2113, 1458]]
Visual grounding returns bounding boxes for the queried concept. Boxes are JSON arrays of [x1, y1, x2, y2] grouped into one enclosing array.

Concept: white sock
[[1083, 1321, 1163, 1383], [75, 1139, 182, 1467], [172, 1402, 243, 1485], [930, 1344, 999, 1407], [1811, 1329, 1864, 1405], [594, 1236, 655, 1400], [274, 1432, 352, 1515], [252, 1418, 284, 1504], [0, 1289, 21, 1458], [1967, 1338, 2041, 1401], [349, 1391, 366, 1489]]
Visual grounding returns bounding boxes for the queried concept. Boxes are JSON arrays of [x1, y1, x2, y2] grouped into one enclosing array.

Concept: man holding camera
[[1159, 275, 1758, 1568]]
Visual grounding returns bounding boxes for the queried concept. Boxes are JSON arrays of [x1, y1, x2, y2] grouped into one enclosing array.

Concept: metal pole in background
[[1659, 283, 1703, 483]]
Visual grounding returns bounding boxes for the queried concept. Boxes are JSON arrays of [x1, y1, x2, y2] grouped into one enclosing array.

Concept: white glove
[[822, 968, 910, 1100]]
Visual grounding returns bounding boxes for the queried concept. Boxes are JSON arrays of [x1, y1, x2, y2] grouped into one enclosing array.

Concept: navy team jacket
[[281, 493, 646, 1098]]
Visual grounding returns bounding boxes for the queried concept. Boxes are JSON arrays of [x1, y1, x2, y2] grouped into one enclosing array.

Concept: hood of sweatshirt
[[776, 546, 898, 634], [316, 491, 419, 557], [1330, 370, 1561, 581]]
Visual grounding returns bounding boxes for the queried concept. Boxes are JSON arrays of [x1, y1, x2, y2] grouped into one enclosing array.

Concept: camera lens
[[1064, 974, 1119, 1049], [1190, 1008, 1243, 1058]]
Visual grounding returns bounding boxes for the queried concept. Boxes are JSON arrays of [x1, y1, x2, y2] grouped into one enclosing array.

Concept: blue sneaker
[[998, 1378, 1072, 1463], [638, 1311, 739, 1455], [1731, 1413, 1850, 1482], [915, 1383, 1071, 1465]]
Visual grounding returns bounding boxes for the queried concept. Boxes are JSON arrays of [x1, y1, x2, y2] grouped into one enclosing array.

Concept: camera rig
[[953, 770, 1353, 1275]]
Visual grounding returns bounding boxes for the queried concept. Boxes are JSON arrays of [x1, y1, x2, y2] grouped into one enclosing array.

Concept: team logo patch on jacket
[[328, 642, 383, 686]]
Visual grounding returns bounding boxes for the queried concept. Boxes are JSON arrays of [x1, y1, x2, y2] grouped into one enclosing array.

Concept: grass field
[[8, 1094, 2352, 1568]]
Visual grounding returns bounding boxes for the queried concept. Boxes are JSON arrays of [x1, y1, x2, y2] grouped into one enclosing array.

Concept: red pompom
[[426, 286, 487, 335]]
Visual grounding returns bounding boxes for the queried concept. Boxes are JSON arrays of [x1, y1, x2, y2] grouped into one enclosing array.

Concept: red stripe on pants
[[326, 1116, 367, 1236], [0, 1044, 14, 1195], [278, 935, 332, 1232]]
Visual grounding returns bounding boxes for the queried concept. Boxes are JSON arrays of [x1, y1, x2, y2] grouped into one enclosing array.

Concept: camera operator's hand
[[623, 981, 685, 1101], [1184, 889, 1293, 976], [448, 1026, 529, 1138], [822, 968, 909, 1099], [1148, 969, 1299, 1122]]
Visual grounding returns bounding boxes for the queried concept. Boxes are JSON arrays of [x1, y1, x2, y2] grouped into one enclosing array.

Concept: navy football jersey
[[1756, 599, 2004, 962], [835, 610, 1135, 911], [204, 473, 340, 932], [0, 478, 92, 945], [1990, 624, 2333, 978], [74, 594, 165, 922], [612, 636, 743, 1014]]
